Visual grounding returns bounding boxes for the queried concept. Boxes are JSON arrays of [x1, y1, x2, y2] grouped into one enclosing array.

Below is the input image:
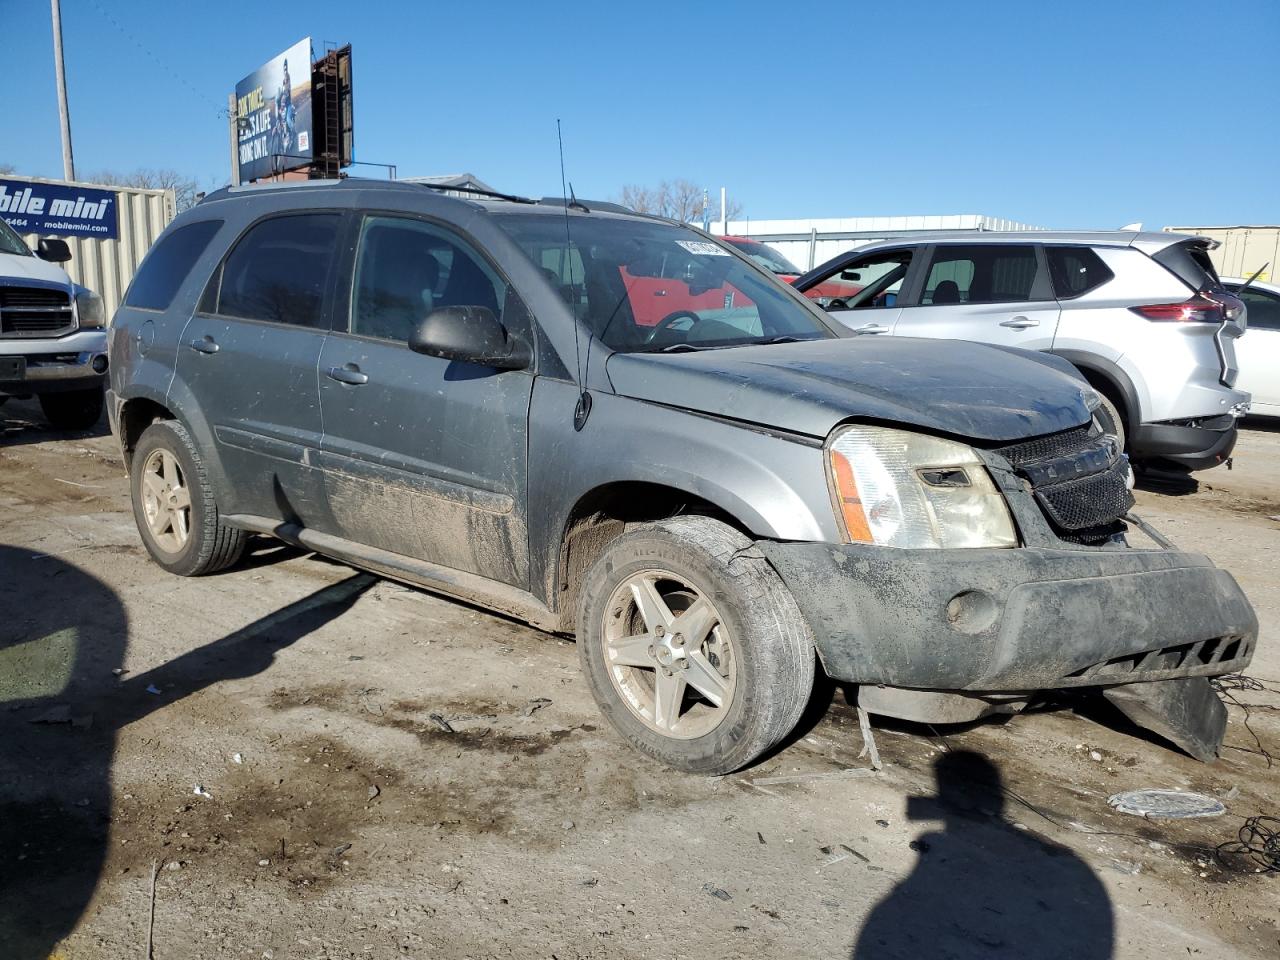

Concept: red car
[[721, 235, 861, 302]]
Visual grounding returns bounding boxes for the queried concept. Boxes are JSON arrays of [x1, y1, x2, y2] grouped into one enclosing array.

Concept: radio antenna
[[557, 118, 591, 430]]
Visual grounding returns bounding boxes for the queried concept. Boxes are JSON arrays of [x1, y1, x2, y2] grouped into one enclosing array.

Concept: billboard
[[235, 38, 313, 182], [0, 177, 119, 240]]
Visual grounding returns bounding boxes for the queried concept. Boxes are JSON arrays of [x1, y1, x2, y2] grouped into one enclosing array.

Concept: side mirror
[[37, 238, 72, 263], [408, 305, 531, 370], [840, 270, 861, 281]]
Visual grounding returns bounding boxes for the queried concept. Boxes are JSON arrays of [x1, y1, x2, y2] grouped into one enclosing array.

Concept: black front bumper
[[1132, 419, 1237, 471], [757, 540, 1257, 691]]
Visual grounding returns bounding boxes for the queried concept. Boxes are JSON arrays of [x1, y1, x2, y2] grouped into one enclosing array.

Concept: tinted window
[[124, 220, 222, 311], [1046, 246, 1114, 299], [349, 216, 507, 342], [205, 214, 340, 327], [922, 245, 1038, 305], [728, 238, 801, 275], [1230, 285, 1280, 331], [1153, 240, 1221, 292]]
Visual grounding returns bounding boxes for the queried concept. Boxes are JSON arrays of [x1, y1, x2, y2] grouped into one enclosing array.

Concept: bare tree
[[88, 168, 202, 212], [0, 163, 16, 176], [617, 179, 745, 223]]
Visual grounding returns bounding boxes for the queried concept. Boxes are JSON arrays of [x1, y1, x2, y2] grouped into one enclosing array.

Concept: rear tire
[[577, 515, 815, 774], [38, 386, 104, 431], [130, 419, 246, 576]]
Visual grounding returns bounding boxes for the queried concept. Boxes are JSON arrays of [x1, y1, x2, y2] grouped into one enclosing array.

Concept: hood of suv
[[0, 251, 73, 286], [605, 337, 1094, 443]]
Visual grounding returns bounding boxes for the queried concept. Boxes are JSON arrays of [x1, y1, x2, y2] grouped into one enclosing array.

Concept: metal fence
[[18, 177, 175, 321]]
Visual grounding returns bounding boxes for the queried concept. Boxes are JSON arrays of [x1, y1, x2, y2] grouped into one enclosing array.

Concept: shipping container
[[1163, 225, 1280, 283], [13, 176, 175, 322]]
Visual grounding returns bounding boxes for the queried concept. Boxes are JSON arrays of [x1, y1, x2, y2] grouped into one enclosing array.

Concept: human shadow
[[0, 543, 374, 959], [853, 751, 1114, 960]]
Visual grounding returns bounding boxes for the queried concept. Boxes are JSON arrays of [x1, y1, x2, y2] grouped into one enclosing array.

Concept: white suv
[[794, 231, 1250, 472], [0, 219, 107, 430]]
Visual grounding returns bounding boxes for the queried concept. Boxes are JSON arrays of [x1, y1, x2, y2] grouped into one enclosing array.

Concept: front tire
[[577, 515, 815, 774], [38, 386, 104, 431], [1094, 392, 1126, 454], [130, 420, 246, 576]]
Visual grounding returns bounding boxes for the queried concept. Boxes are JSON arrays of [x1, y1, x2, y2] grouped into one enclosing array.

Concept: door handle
[[188, 336, 219, 354], [852, 323, 890, 335], [1000, 316, 1039, 329], [326, 364, 369, 385]]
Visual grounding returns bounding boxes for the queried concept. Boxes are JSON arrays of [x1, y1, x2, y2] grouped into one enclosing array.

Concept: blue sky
[[6, 0, 1279, 228]]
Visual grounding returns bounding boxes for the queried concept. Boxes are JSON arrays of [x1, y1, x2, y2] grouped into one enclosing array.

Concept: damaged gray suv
[[107, 179, 1258, 773]]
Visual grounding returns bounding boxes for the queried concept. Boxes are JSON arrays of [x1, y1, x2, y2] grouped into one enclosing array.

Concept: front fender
[[527, 378, 839, 607]]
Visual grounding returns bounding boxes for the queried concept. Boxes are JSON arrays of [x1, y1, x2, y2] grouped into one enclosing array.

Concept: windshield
[[727, 238, 801, 275], [495, 215, 833, 352], [0, 218, 30, 256]]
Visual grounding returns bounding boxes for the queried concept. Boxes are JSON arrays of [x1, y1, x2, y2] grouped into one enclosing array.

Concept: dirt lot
[[2, 400, 1278, 960]]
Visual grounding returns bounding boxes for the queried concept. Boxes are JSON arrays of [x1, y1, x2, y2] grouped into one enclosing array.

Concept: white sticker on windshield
[[675, 239, 731, 257]]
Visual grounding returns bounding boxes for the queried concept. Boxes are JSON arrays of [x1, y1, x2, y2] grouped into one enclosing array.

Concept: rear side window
[[921, 245, 1038, 305], [124, 220, 222, 311], [1046, 246, 1114, 299], [202, 213, 340, 328]]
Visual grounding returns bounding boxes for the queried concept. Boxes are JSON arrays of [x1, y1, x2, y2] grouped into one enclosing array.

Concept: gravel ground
[[1, 400, 1277, 960]]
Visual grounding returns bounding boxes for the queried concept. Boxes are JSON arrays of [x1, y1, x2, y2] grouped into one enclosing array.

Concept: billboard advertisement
[[235, 37, 313, 182], [0, 177, 119, 240]]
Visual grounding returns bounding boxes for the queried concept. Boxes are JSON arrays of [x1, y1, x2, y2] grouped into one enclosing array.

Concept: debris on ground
[[428, 713, 455, 733], [522, 697, 553, 717], [562, 819, 575, 831], [1108, 789, 1226, 819], [701, 883, 732, 902], [367, 784, 380, 800], [192, 785, 213, 799], [146, 684, 162, 695], [232, 753, 244, 764], [1216, 815, 1280, 874]]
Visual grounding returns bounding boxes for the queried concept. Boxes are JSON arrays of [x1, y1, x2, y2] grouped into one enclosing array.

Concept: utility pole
[[50, 0, 76, 181]]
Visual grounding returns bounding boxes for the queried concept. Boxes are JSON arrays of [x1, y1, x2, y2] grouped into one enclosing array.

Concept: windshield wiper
[[753, 335, 810, 345], [655, 342, 713, 353]]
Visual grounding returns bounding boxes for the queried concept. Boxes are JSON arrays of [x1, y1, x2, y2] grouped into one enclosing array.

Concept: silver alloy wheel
[[601, 570, 737, 740], [140, 447, 192, 554]]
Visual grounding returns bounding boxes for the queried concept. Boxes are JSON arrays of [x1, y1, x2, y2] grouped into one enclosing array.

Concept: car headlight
[[827, 425, 1017, 549], [75, 289, 105, 328]]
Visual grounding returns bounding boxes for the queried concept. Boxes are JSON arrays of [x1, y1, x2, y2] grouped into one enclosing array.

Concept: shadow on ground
[[0, 397, 109, 449], [0, 544, 374, 958], [852, 750, 1114, 959]]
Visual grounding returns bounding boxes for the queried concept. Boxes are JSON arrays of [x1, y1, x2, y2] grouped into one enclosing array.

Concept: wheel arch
[[550, 480, 755, 634], [1051, 350, 1141, 434]]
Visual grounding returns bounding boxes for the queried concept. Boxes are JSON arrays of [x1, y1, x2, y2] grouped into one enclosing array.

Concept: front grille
[[997, 423, 1095, 466], [0, 285, 75, 337], [994, 421, 1134, 544], [1063, 634, 1253, 685]]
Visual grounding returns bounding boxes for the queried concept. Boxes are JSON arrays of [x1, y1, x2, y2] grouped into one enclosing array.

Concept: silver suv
[[794, 231, 1250, 472]]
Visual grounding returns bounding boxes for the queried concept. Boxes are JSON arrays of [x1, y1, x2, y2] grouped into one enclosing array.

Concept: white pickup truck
[[0, 218, 107, 429]]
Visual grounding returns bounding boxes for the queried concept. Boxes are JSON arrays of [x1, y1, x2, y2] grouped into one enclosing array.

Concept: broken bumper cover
[[756, 540, 1257, 691]]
